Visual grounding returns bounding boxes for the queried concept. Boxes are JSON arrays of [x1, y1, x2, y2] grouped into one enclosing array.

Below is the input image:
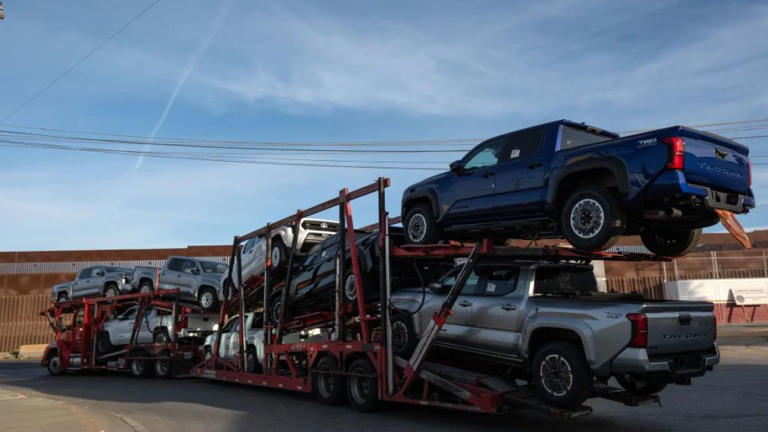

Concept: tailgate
[[186, 314, 217, 332], [680, 129, 750, 193], [643, 302, 716, 355]]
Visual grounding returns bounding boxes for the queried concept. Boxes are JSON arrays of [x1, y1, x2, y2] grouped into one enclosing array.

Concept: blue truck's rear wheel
[[561, 187, 625, 251], [640, 228, 701, 257]]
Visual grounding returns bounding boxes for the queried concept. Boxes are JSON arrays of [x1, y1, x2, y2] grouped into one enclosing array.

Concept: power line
[[0, 0, 162, 123]]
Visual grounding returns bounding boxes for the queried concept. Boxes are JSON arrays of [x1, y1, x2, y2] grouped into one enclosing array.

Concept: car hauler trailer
[[41, 289, 213, 378], [190, 177, 666, 417]]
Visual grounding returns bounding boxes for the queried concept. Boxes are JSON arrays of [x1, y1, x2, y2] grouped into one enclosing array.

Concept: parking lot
[[0, 326, 765, 432]]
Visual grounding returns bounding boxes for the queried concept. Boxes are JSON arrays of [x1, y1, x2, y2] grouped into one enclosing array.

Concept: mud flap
[[715, 209, 752, 249]]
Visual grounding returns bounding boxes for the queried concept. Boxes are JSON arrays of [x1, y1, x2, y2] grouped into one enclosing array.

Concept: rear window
[[559, 125, 612, 150], [534, 266, 597, 295]]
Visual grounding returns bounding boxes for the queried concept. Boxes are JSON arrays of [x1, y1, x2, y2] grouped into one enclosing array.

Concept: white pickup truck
[[203, 312, 264, 373], [95, 305, 217, 354]]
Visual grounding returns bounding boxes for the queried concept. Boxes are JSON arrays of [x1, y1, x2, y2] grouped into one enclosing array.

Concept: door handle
[[501, 304, 517, 311], [526, 162, 543, 169], [458, 300, 472, 307], [177, 275, 183, 278], [481, 172, 495, 178]]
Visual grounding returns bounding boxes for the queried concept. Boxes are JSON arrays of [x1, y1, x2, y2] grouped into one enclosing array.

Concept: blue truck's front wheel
[[560, 186, 625, 251]]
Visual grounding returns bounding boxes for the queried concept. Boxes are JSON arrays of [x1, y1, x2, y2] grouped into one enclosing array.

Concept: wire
[[0, 0, 163, 123]]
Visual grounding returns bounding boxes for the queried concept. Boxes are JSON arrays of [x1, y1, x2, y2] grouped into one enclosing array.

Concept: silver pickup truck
[[52, 265, 134, 302], [130, 256, 228, 310], [391, 260, 719, 408]]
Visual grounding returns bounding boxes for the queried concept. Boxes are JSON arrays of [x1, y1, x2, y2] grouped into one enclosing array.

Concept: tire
[[271, 238, 288, 270], [46, 352, 63, 376], [198, 286, 219, 311], [640, 227, 702, 257], [56, 292, 69, 303], [346, 358, 378, 412], [245, 347, 261, 373], [153, 328, 171, 344], [104, 284, 120, 298], [532, 341, 592, 408], [313, 355, 346, 405], [615, 374, 667, 395], [404, 203, 440, 245], [154, 351, 173, 379], [138, 281, 154, 294], [560, 187, 625, 251], [269, 292, 283, 326], [129, 351, 152, 378], [343, 269, 372, 303], [390, 312, 417, 359], [96, 331, 114, 355]]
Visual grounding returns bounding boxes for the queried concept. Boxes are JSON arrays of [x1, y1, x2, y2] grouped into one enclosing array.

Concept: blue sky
[[0, 0, 767, 251]]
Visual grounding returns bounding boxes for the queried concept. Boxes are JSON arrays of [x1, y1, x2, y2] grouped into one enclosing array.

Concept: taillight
[[748, 160, 752, 186], [663, 136, 685, 170], [627, 313, 648, 348], [713, 315, 717, 341]]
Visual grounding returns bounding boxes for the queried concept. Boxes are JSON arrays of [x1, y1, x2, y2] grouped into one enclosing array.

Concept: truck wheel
[[404, 204, 440, 245], [390, 312, 417, 359], [153, 328, 171, 344], [154, 351, 173, 379], [96, 331, 114, 354], [561, 187, 625, 251], [46, 352, 63, 376], [139, 281, 154, 294], [271, 238, 287, 270], [532, 341, 592, 408], [269, 292, 283, 326], [104, 284, 119, 297], [56, 292, 69, 303], [198, 287, 219, 311], [346, 358, 378, 412], [616, 374, 667, 395], [130, 351, 152, 378], [245, 347, 261, 373], [313, 355, 346, 405], [640, 228, 701, 257]]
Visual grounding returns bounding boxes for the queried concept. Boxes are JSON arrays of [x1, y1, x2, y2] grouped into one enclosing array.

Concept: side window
[[77, 268, 91, 279], [223, 317, 239, 333], [242, 239, 255, 254], [167, 258, 183, 272], [483, 267, 520, 296], [181, 260, 199, 274], [119, 306, 137, 321], [505, 127, 544, 161], [250, 316, 260, 330], [440, 270, 481, 295], [464, 138, 506, 169], [90, 267, 105, 277]]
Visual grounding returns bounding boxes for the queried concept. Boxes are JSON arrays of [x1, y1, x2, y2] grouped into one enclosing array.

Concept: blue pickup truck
[[402, 120, 754, 256]]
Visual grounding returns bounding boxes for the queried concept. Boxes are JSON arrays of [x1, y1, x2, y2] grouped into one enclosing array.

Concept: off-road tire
[[640, 227, 702, 257], [153, 328, 171, 344], [271, 238, 288, 270], [532, 341, 592, 408], [56, 292, 69, 303], [103, 284, 120, 298], [139, 281, 154, 294], [198, 286, 219, 311], [404, 203, 441, 245], [561, 186, 625, 251], [390, 312, 417, 359]]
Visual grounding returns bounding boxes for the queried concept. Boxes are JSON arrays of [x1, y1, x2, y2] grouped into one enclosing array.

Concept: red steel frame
[[42, 289, 206, 373]]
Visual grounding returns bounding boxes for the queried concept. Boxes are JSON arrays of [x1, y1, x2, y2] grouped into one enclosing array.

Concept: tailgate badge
[[715, 148, 728, 160]]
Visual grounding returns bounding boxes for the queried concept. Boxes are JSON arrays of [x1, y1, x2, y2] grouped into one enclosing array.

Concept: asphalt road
[[1, 333, 766, 432]]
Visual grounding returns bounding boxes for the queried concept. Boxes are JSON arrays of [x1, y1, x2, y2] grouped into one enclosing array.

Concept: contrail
[[135, 0, 236, 170]]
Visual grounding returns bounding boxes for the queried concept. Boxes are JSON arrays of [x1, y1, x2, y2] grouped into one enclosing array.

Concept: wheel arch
[[549, 158, 629, 211], [402, 190, 440, 220], [524, 323, 594, 367]]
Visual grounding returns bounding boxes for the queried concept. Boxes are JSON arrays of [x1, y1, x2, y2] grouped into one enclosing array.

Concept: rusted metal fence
[[0, 295, 50, 352]]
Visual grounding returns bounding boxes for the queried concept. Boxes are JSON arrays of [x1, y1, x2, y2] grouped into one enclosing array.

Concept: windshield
[[533, 266, 597, 296], [560, 125, 612, 150], [200, 261, 228, 274]]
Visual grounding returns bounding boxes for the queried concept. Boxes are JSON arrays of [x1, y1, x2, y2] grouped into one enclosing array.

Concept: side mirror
[[191, 268, 200, 275], [449, 160, 464, 173]]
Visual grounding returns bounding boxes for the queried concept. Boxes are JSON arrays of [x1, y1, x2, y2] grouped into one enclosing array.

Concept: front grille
[[302, 221, 338, 232]]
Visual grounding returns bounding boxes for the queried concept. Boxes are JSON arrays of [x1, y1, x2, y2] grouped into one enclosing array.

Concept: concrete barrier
[[17, 344, 47, 359], [0, 352, 16, 360]]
